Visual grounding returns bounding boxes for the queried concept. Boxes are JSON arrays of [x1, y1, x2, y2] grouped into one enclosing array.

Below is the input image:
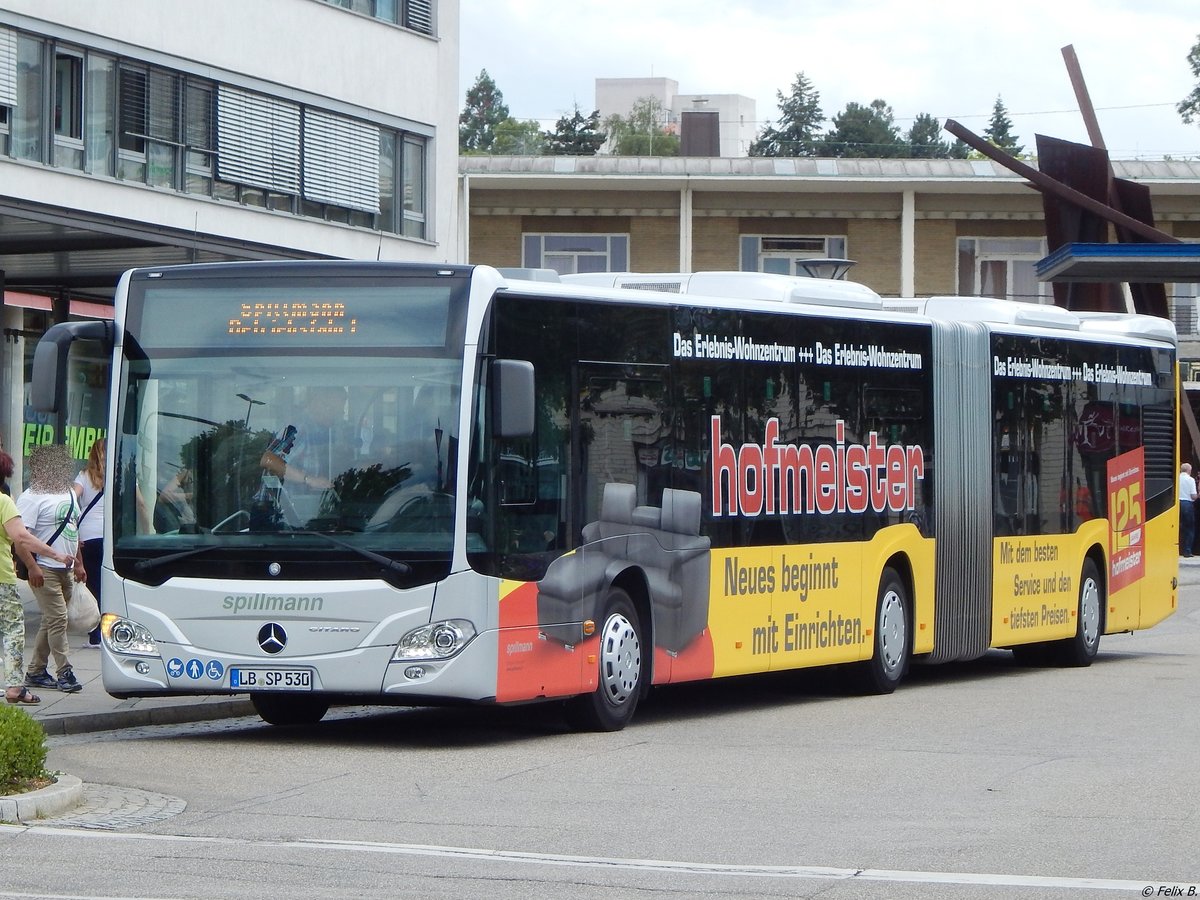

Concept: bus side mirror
[[492, 359, 535, 438], [31, 320, 113, 413]]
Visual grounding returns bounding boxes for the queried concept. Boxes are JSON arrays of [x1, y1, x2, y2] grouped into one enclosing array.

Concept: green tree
[[543, 104, 606, 156], [820, 99, 905, 157], [492, 118, 547, 155], [749, 71, 825, 157], [1178, 34, 1200, 124], [984, 96, 1024, 156], [459, 69, 510, 153], [604, 97, 680, 156], [904, 113, 969, 159], [906, 112, 950, 158]]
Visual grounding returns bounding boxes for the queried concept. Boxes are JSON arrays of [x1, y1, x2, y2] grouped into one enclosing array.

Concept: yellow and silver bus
[[33, 262, 1179, 729]]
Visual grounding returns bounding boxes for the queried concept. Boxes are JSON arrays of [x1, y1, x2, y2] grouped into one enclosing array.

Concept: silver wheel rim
[[879, 588, 907, 677], [1080, 575, 1100, 650], [599, 611, 640, 707]]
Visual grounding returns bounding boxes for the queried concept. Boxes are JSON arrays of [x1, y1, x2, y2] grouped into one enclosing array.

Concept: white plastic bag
[[67, 582, 101, 633]]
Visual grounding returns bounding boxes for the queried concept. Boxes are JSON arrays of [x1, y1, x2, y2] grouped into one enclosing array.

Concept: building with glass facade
[[0, 0, 458, 484]]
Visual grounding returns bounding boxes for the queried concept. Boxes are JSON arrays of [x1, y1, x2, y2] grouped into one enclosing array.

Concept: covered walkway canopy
[[1037, 243, 1200, 284]]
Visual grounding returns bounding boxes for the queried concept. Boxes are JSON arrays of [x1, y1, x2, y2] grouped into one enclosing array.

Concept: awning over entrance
[[1037, 243, 1200, 284], [2, 290, 113, 319]]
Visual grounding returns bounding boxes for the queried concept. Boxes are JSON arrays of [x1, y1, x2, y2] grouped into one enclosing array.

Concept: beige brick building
[[460, 155, 1200, 333]]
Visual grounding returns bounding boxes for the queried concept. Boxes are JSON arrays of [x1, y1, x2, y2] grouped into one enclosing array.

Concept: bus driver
[[256, 386, 353, 525]]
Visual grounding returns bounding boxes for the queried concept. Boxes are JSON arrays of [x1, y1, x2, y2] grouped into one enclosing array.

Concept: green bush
[[0, 705, 49, 793]]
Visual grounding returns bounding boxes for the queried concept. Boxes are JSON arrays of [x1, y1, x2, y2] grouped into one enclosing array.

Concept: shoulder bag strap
[[45, 493, 78, 546], [78, 489, 102, 526]]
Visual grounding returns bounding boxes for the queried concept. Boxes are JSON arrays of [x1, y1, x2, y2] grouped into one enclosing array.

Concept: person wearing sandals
[[2, 450, 74, 705], [17, 444, 87, 695], [73, 438, 105, 647]]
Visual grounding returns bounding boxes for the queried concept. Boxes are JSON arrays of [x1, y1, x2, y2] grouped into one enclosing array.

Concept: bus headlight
[[394, 619, 476, 661], [102, 613, 158, 657]]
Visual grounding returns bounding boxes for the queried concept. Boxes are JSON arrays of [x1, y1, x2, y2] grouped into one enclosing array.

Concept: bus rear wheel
[[855, 567, 910, 694], [565, 588, 644, 732], [1053, 557, 1103, 667], [252, 693, 330, 726]]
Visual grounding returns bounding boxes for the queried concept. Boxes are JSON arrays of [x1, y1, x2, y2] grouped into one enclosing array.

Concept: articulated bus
[[33, 262, 1179, 729]]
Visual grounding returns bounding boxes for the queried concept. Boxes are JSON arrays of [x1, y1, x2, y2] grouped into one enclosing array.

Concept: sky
[[459, 0, 1200, 160]]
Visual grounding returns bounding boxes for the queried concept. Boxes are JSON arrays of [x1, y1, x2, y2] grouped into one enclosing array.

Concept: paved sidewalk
[[14, 583, 254, 735]]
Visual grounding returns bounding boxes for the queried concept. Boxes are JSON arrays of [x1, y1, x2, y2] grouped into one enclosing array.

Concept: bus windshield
[[111, 270, 469, 582]]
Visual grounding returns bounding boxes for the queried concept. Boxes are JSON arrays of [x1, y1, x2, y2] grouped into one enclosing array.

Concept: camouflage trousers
[[0, 581, 24, 690]]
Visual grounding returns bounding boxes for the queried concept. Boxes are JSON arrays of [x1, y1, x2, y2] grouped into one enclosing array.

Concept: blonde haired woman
[[73, 438, 105, 647]]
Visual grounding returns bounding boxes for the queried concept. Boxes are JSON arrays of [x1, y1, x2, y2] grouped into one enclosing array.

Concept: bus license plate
[[229, 667, 312, 691]]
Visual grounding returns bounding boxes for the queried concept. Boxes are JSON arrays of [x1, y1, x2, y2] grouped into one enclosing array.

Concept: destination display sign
[[131, 283, 455, 350]]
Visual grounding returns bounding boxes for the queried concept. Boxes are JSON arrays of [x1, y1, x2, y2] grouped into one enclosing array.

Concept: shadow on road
[[172, 642, 1156, 749]]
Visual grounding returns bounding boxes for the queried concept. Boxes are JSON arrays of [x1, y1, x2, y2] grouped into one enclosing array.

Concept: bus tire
[[1054, 557, 1103, 667], [565, 588, 644, 732], [252, 693, 330, 726], [855, 567, 910, 694]]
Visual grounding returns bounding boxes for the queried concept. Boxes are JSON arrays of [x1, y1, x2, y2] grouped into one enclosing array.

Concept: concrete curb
[[35, 698, 258, 736], [0, 774, 83, 823]]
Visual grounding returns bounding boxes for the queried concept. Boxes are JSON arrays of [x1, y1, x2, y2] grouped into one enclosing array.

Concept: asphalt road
[[2, 575, 1198, 899]]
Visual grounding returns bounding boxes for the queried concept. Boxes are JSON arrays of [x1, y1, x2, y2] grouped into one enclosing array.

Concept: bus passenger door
[[568, 363, 687, 677], [569, 363, 672, 539]]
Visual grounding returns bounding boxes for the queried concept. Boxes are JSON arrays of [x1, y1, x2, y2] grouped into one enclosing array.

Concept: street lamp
[[237, 393, 265, 427], [798, 258, 857, 280]]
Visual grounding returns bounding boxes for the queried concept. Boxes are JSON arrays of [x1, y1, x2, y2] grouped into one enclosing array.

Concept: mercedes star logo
[[257, 623, 287, 654]]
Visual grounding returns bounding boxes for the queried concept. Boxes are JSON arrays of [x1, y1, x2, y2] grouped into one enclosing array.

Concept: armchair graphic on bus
[[536, 483, 712, 654]]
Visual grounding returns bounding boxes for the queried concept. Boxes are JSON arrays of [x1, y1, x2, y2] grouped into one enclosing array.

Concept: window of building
[[52, 48, 84, 169], [375, 129, 427, 237], [303, 107, 379, 212], [957, 237, 1050, 303], [0, 27, 16, 153], [401, 135, 425, 237], [116, 63, 147, 180], [740, 235, 848, 274], [523, 234, 629, 274], [3, 24, 433, 240], [9, 32, 44, 163], [319, 0, 436, 33], [0, 26, 15, 125], [1170, 282, 1199, 337], [184, 78, 215, 194], [143, 69, 180, 188], [216, 85, 301, 198], [84, 52, 115, 176], [403, 0, 435, 32]]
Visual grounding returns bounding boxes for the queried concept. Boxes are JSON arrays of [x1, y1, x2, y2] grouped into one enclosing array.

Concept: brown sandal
[[5, 687, 41, 705]]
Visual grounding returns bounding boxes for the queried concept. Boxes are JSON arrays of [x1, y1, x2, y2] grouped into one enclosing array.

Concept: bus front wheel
[[252, 693, 330, 726], [855, 567, 910, 694], [565, 588, 644, 732]]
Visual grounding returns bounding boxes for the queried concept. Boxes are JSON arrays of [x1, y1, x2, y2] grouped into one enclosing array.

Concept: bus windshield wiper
[[292, 530, 412, 574], [134, 543, 266, 573]]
